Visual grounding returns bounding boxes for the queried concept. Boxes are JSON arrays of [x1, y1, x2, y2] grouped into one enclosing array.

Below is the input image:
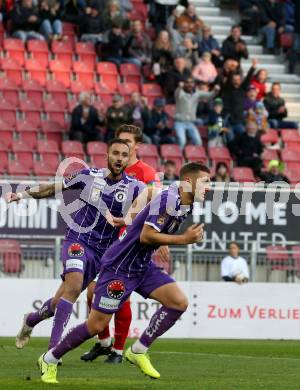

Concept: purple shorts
[[61, 239, 103, 291], [91, 262, 175, 314]]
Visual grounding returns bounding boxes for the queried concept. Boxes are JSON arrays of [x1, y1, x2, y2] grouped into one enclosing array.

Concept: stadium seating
[[52, 40, 73, 68], [33, 160, 57, 177], [260, 129, 279, 145], [22, 79, 44, 105], [208, 147, 232, 170], [0, 239, 22, 274], [291, 246, 300, 271], [27, 40, 49, 68], [160, 144, 184, 174], [138, 143, 159, 158], [25, 58, 48, 86], [46, 80, 68, 108], [75, 42, 96, 69], [0, 78, 19, 105], [87, 141, 107, 156], [120, 63, 141, 84], [4, 38, 25, 66], [232, 167, 256, 182], [184, 145, 208, 164], [62, 140, 85, 160], [266, 245, 291, 271], [281, 149, 300, 170]]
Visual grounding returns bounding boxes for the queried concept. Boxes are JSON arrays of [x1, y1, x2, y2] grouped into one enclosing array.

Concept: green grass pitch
[[1, 337, 300, 389]]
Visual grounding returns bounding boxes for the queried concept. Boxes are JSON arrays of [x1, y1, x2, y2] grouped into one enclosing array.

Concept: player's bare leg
[[126, 282, 188, 379]]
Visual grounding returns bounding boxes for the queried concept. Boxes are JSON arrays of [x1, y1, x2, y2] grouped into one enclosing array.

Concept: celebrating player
[[38, 162, 210, 384], [81, 124, 165, 364], [8, 139, 145, 352]]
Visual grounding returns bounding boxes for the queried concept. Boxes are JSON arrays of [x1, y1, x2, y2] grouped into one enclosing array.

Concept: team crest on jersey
[[91, 187, 101, 202], [107, 280, 125, 300], [157, 213, 167, 225], [114, 190, 126, 202], [68, 243, 84, 257]]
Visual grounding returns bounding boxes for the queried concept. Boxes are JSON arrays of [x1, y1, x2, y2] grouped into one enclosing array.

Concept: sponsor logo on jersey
[[65, 259, 84, 270], [68, 243, 84, 257], [157, 213, 167, 225], [107, 280, 125, 300], [99, 296, 120, 310], [91, 187, 101, 202]]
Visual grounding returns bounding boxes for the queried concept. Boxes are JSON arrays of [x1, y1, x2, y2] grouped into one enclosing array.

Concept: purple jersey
[[63, 168, 145, 255], [101, 183, 192, 277]]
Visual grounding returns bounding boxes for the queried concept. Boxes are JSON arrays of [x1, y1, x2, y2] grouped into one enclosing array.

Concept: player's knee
[[64, 283, 82, 301], [168, 295, 189, 312], [87, 319, 106, 335]]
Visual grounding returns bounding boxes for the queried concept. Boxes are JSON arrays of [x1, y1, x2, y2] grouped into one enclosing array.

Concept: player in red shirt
[[81, 124, 165, 364]]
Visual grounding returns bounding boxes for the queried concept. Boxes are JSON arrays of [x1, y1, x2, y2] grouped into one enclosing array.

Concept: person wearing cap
[[208, 98, 231, 147], [259, 160, 290, 184], [145, 98, 176, 146], [80, 2, 105, 44], [192, 52, 218, 84], [105, 94, 127, 141]]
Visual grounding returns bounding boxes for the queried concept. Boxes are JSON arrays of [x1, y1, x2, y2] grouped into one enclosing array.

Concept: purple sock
[[26, 298, 54, 328], [52, 322, 92, 360], [140, 306, 184, 348], [48, 298, 73, 350]]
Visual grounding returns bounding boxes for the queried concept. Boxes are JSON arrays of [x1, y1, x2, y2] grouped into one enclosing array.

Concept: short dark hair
[[107, 138, 130, 150], [231, 25, 241, 31], [272, 82, 281, 88], [228, 241, 239, 249], [179, 162, 210, 180], [164, 160, 176, 167], [115, 124, 143, 143]]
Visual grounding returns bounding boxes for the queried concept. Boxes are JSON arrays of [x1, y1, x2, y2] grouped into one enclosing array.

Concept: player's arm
[[5, 181, 65, 203], [140, 223, 204, 246]]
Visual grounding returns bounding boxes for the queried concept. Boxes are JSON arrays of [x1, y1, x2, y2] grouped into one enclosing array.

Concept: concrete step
[[213, 25, 234, 35], [192, 0, 216, 6], [281, 93, 300, 103], [215, 34, 257, 44], [243, 63, 286, 75], [195, 6, 220, 16], [199, 15, 235, 25], [247, 45, 264, 55], [267, 74, 300, 83]]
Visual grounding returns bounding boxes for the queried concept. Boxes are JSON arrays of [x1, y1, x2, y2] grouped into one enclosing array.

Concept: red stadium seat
[[0, 78, 19, 105], [184, 145, 208, 163], [0, 119, 13, 148], [62, 140, 85, 159], [281, 149, 300, 170], [164, 104, 175, 118], [46, 80, 68, 108], [279, 33, 294, 50], [22, 79, 44, 105], [41, 120, 64, 144], [118, 82, 140, 102], [33, 160, 57, 177], [120, 63, 141, 84], [291, 246, 300, 270], [7, 159, 31, 176], [38, 139, 60, 170], [70, 80, 93, 94], [19, 99, 41, 126], [4, 38, 25, 66], [87, 141, 107, 156], [284, 167, 299, 184], [90, 155, 107, 168], [49, 60, 71, 88], [16, 120, 38, 148], [25, 58, 48, 86], [52, 41, 73, 68], [209, 147, 232, 170], [232, 167, 256, 182], [27, 40, 49, 68], [138, 143, 159, 158], [260, 129, 279, 145], [0, 57, 23, 86], [140, 156, 160, 171], [43, 100, 66, 126], [281, 129, 300, 143], [73, 61, 95, 90], [262, 149, 279, 168], [12, 139, 34, 168], [142, 83, 163, 105], [160, 144, 184, 174], [0, 97, 16, 126], [0, 151, 8, 173], [266, 245, 291, 271], [0, 239, 22, 274], [75, 42, 96, 69]]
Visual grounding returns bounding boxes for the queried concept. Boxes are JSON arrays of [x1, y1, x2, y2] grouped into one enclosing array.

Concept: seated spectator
[[39, 0, 62, 41], [80, 3, 105, 44], [61, 0, 85, 25], [221, 25, 249, 63], [124, 92, 150, 132], [176, 4, 203, 36], [124, 20, 152, 67], [260, 0, 284, 54], [101, 21, 126, 65], [162, 56, 191, 103], [229, 120, 263, 175], [105, 94, 127, 141], [70, 92, 105, 143], [208, 98, 232, 147], [264, 82, 298, 129], [222, 58, 257, 135], [239, 0, 260, 36], [196, 81, 214, 126], [11, 0, 45, 41], [192, 52, 218, 84], [247, 101, 269, 133], [221, 242, 249, 283], [145, 98, 176, 146], [163, 160, 179, 183], [283, 0, 295, 33], [173, 37, 199, 68], [174, 77, 219, 149], [212, 162, 232, 183], [198, 25, 222, 68], [102, 0, 129, 31], [167, 9, 195, 47], [251, 69, 268, 101], [259, 160, 290, 184], [152, 30, 174, 77]]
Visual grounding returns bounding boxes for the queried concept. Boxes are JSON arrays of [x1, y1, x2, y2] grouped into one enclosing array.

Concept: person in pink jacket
[[192, 52, 217, 84]]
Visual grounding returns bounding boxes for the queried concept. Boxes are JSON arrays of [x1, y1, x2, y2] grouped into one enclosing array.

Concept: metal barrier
[[1, 237, 300, 283]]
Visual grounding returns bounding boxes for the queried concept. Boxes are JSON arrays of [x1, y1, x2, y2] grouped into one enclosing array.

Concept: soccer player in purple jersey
[[6, 139, 145, 354], [38, 162, 210, 383]]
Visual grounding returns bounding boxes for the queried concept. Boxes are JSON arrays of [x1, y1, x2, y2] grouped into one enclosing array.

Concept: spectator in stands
[[39, 0, 63, 41], [221, 25, 249, 62], [145, 98, 176, 146], [208, 98, 231, 147], [260, 0, 284, 54], [212, 162, 232, 183], [124, 92, 150, 132], [215, 58, 241, 89], [264, 82, 298, 129], [163, 160, 179, 182], [174, 77, 220, 149], [102, 0, 129, 31], [101, 21, 126, 65], [192, 52, 218, 84], [175, 3, 203, 36], [222, 58, 257, 135], [283, 0, 295, 33], [229, 120, 263, 175], [221, 242, 249, 283], [173, 37, 199, 68], [238, 0, 260, 36], [259, 159, 290, 184], [60, 0, 85, 25], [288, 0, 300, 74], [244, 85, 259, 113], [167, 8, 195, 47], [125, 20, 152, 67], [152, 30, 174, 77], [11, 0, 45, 41], [198, 25, 222, 68], [251, 69, 268, 101], [105, 94, 127, 141], [247, 101, 269, 133], [149, 0, 178, 32], [70, 92, 105, 143], [162, 56, 191, 103], [80, 2, 105, 44], [196, 81, 214, 126]]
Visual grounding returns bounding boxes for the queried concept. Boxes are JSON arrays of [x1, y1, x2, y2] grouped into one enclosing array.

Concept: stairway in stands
[[191, 0, 300, 123]]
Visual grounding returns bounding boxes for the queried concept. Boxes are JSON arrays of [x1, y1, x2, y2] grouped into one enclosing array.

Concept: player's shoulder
[[137, 160, 157, 182], [88, 167, 107, 177]]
